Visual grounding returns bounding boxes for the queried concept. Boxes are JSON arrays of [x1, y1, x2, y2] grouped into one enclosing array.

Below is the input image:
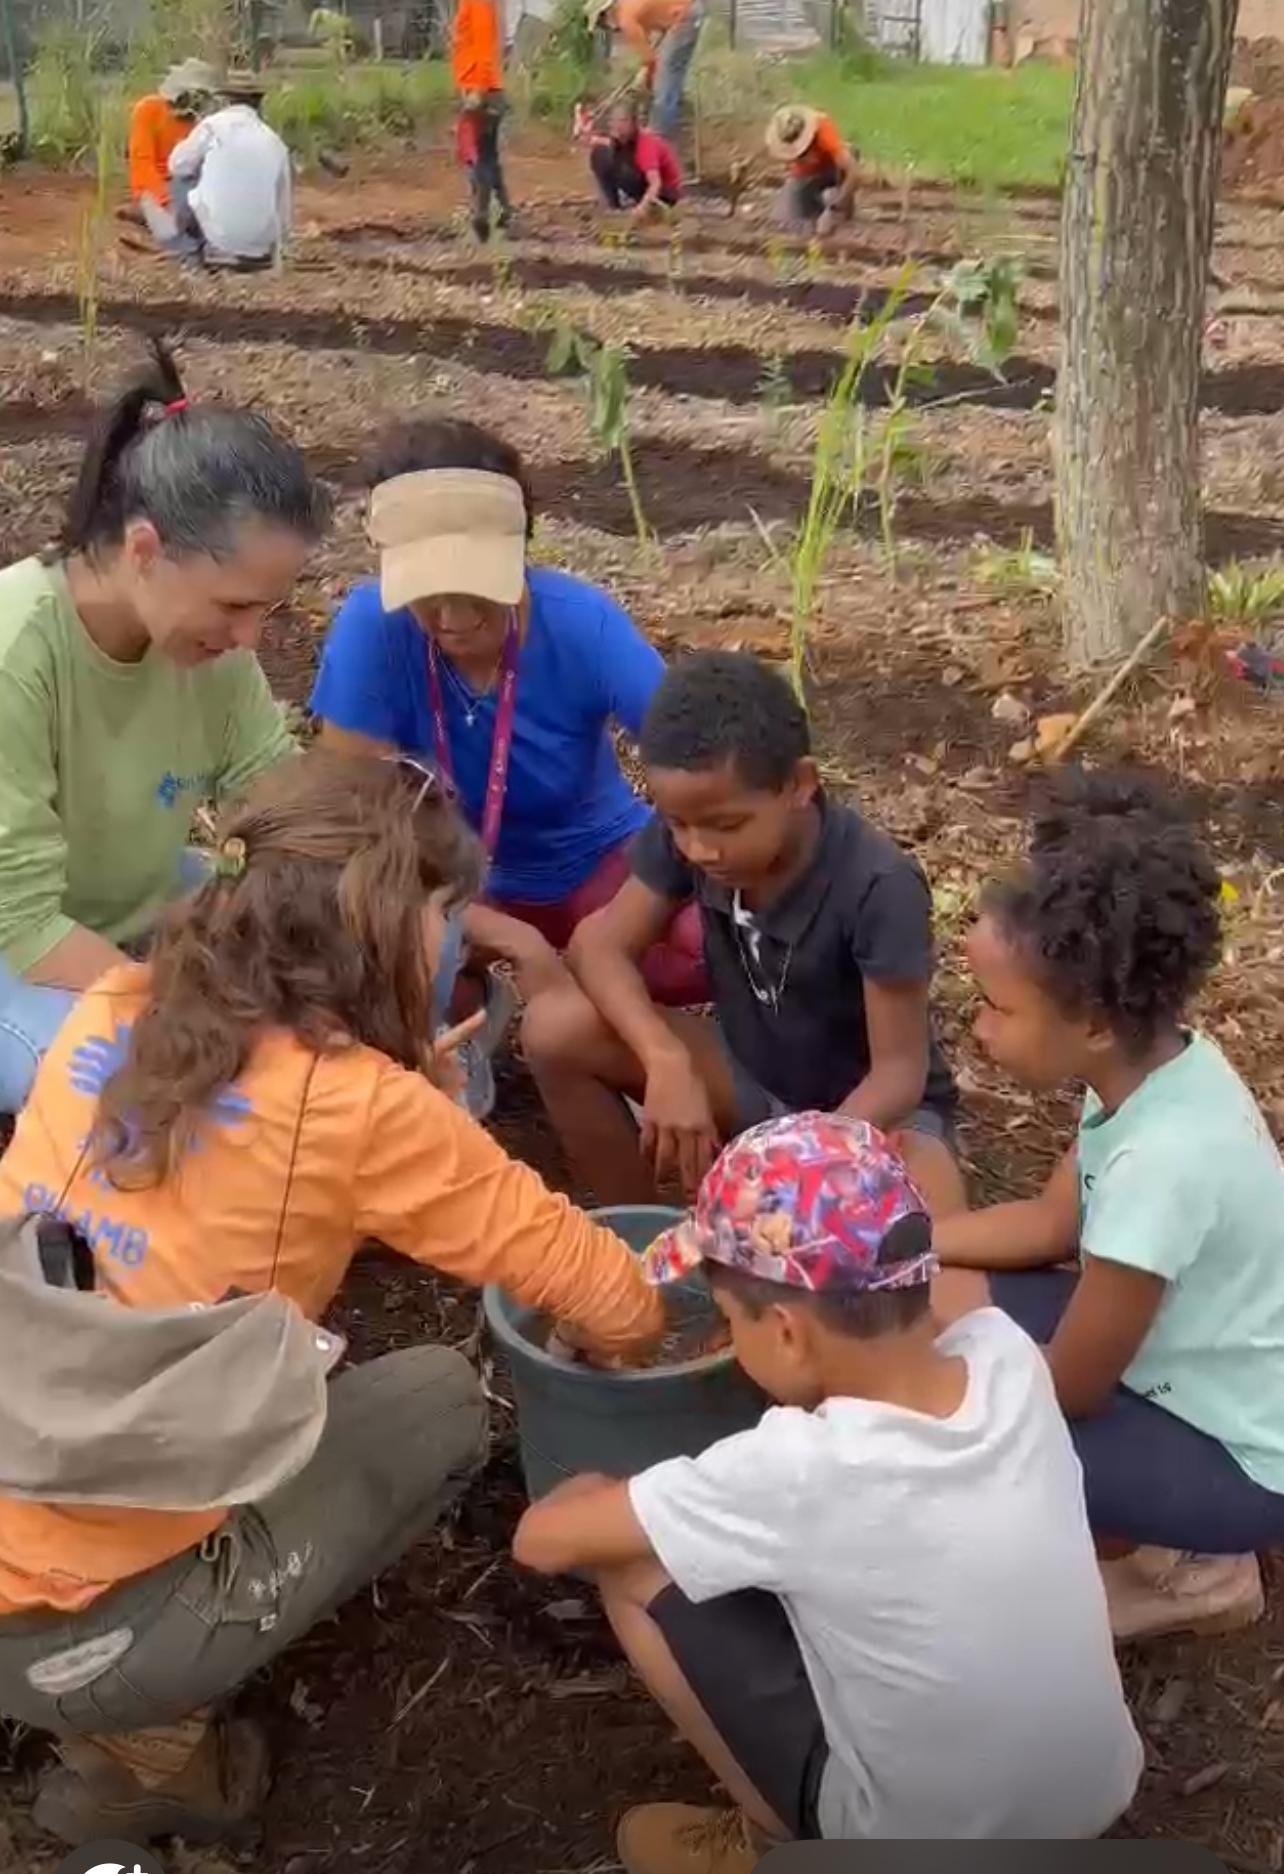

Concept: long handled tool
[[571, 68, 643, 141]]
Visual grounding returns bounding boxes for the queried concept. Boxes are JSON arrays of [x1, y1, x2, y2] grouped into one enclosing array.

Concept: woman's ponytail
[[59, 339, 185, 555]]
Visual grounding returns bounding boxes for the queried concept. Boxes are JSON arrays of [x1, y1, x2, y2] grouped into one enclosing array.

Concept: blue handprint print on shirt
[[69, 1024, 252, 1132]]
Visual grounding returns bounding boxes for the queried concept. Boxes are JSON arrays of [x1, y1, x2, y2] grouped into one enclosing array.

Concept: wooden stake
[[1047, 614, 1171, 763]]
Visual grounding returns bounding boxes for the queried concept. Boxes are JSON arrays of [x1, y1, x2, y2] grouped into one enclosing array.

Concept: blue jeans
[[0, 849, 214, 1116], [1, 877, 466, 1118], [138, 173, 201, 261], [651, 4, 702, 142], [993, 1267, 1284, 1551]]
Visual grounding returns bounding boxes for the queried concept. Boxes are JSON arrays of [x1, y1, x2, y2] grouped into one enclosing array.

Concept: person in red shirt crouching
[[590, 105, 683, 220]]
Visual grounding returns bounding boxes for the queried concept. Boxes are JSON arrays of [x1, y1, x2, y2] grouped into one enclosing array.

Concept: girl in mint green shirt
[[0, 342, 328, 1112], [931, 772, 1284, 1646]]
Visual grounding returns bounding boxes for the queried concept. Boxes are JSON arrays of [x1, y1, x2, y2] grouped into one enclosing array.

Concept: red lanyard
[[425, 619, 519, 859]]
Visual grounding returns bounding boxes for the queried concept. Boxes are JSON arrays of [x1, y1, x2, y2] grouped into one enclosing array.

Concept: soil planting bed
[[0, 150, 1281, 1874]]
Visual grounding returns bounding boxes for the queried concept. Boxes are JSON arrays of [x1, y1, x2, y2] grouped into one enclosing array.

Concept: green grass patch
[[264, 61, 455, 163], [785, 57, 1074, 190]]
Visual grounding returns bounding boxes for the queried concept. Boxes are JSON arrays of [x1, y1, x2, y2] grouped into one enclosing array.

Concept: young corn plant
[[973, 528, 1059, 597], [547, 318, 651, 549], [758, 351, 791, 434], [787, 277, 914, 702]]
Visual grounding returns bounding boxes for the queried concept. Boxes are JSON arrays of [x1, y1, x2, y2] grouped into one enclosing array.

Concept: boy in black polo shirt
[[521, 651, 961, 1211]]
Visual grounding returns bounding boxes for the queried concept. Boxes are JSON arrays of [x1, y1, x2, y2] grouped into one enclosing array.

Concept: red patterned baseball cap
[[642, 1113, 936, 1294]]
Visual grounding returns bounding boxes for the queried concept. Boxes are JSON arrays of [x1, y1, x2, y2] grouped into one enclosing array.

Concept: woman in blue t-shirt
[[310, 418, 703, 1007]]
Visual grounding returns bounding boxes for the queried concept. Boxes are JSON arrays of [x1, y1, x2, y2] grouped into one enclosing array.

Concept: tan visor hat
[[369, 468, 527, 611]]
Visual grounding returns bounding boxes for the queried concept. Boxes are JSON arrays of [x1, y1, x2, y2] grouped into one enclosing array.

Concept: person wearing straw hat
[[127, 60, 218, 260], [311, 416, 708, 1116], [766, 103, 857, 237], [168, 71, 291, 270], [587, 0, 702, 145]]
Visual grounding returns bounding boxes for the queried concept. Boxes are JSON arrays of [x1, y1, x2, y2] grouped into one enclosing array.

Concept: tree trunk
[[1055, 0, 1237, 665]]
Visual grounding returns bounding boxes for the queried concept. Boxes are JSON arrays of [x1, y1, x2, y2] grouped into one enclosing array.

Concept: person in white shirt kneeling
[[168, 73, 292, 269], [515, 1113, 1143, 1874]]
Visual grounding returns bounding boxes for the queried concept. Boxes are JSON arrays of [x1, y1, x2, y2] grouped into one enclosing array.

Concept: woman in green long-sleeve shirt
[[0, 344, 330, 1111]]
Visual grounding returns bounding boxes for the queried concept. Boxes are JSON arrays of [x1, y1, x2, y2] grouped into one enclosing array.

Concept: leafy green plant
[[765, 236, 794, 284], [972, 529, 1059, 596], [309, 5, 356, 62], [264, 62, 452, 164], [665, 221, 685, 290], [548, 318, 650, 548], [873, 257, 1022, 575], [1207, 559, 1284, 627], [27, 21, 102, 163], [529, 0, 598, 123], [787, 278, 915, 701], [759, 351, 791, 428], [490, 236, 516, 294], [939, 256, 1023, 376]]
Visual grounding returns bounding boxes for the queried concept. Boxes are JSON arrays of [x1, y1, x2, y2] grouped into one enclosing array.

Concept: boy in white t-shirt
[[514, 1115, 1141, 1874]]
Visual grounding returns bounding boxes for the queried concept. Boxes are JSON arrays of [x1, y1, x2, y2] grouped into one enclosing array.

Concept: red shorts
[[490, 840, 706, 1007]]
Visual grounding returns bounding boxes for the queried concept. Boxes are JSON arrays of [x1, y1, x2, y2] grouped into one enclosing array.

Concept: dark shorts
[[719, 1029, 957, 1150], [491, 839, 707, 1008], [992, 1268, 1284, 1552], [650, 1583, 828, 1838]]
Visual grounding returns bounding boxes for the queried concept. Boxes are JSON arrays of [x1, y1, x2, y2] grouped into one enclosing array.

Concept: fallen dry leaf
[[991, 690, 1030, 727]]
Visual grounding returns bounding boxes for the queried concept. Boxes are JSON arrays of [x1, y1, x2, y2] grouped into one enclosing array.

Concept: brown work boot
[[1102, 1547, 1265, 1643], [617, 1802, 777, 1874], [33, 1713, 269, 1847]]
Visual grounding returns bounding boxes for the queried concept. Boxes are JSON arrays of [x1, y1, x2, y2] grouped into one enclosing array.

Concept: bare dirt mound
[[1231, 34, 1284, 98], [1223, 93, 1284, 187]]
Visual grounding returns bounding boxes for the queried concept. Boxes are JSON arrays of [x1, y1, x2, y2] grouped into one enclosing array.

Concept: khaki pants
[[0, 1347, 487, 1734]]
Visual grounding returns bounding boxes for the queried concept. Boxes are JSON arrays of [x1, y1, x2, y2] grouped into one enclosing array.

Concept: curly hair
[[980, 769, 1223, 1051], [94, 751, 482, 1188], [640, 651, 811, 790]]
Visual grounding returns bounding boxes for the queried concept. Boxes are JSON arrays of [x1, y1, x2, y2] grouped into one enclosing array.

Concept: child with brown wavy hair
[[0, 749, 663, 1850]]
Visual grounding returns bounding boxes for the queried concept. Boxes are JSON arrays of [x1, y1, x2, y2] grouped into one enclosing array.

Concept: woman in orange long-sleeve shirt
[[127, 61, 215, 256], [0, 751, 662, 1848], [452, 0, 514, 239]]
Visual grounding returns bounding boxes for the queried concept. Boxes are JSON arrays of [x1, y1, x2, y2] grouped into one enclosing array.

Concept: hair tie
[[165, 397, 190, 416], [214, 836, 247, 880]]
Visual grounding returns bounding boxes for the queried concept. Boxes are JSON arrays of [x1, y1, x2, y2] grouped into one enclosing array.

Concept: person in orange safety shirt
[[453, 0, 515, 240], [0, 751, 662, 1850], [586, 0, 702, 144], [128, 60, 217, 259], [765, 103, 859, 236]]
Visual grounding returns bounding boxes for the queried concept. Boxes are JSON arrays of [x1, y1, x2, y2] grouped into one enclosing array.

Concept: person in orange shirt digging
[[453, 0, 515, 241], [127, 60, 217, 259], [0, 751, 662, 1848], [587, 0, 702, 145], [765, 104, 858, 236]]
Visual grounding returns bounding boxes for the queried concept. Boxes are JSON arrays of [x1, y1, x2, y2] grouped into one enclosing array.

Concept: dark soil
[[12, 291, 1284, 414], [8, 403, 1281, 564], [333, 246, 951, 323], [0, 288, 1058, 407], [324, 213, 1062, 282]]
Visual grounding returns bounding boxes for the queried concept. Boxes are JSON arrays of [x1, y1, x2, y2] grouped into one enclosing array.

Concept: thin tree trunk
[[0, 0, 29, 157], [1055, 0, 1237, 665]]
